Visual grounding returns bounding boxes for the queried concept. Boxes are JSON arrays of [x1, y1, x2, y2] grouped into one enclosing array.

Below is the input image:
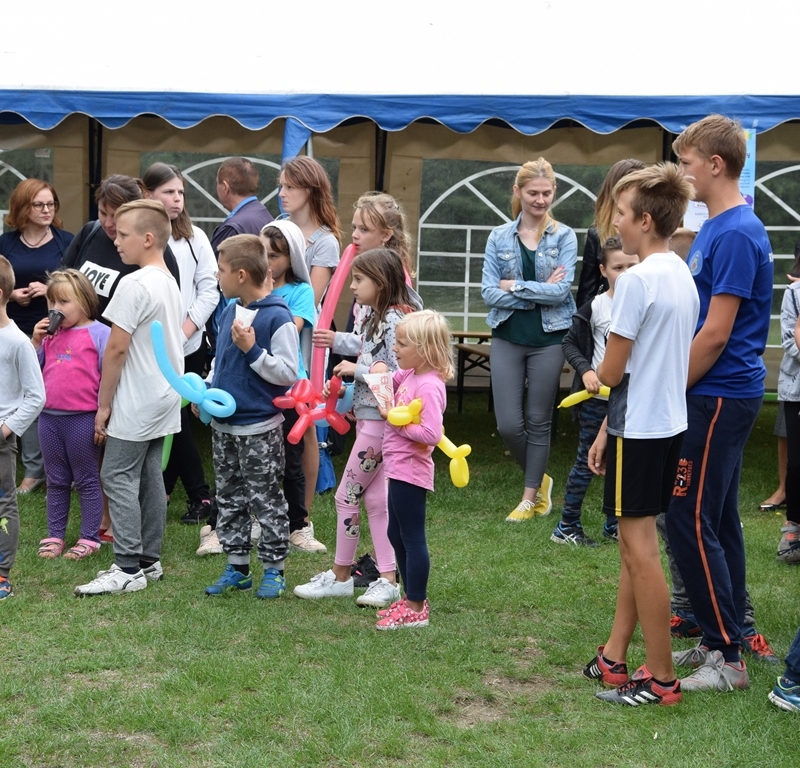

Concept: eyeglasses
[[32, 201, 56, 211]]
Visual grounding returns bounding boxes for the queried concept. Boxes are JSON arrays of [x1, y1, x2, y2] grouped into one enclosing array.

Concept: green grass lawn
[[2, 395, 798, 767]]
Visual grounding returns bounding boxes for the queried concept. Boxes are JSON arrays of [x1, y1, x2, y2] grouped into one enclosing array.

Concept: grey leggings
[[490, 338, 564, 489]]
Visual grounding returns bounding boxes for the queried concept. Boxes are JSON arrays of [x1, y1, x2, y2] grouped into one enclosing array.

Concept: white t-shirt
[[103, 266, 183, 441], [590, 292, 613, 400], [606, 252, 699, 440]]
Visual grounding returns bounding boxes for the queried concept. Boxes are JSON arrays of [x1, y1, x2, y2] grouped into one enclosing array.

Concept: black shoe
[[603, 522, 619, 541], [351, 553, 379, 588], [182, 499, 211, 525]]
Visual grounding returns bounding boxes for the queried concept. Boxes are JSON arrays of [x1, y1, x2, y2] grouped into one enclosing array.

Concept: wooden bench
[[455, 342, 493, 413]]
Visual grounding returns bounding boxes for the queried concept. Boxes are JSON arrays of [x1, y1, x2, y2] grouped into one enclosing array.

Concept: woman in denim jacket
[[481, 158, 577, 522]]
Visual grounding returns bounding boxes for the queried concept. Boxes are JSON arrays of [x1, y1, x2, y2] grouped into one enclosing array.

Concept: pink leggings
[[333, 419, 395, 574]]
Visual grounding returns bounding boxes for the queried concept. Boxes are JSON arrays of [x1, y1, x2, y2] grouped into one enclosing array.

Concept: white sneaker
[[293, 569, 354, 599], [356, 577, 401, 608], [250, 516, 261, 544], [290, 523, 327, 553], [74, 563, 147, 596], [142, 561, 163, 581], [197, 525, 223, 556]]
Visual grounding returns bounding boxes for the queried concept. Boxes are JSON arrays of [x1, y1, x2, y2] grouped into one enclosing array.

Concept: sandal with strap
[[63, 538, 101, 561], [38, 538, 65, 559]]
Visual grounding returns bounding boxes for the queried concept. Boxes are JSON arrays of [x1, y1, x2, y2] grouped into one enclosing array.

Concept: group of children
[[0, 189, 454, 632]]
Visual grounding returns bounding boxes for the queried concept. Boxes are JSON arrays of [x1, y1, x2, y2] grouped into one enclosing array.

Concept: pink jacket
[[382, 368, 446, 492]]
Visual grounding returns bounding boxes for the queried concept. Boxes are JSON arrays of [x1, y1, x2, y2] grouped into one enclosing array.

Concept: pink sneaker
[[377, 597, 406, 618], [376, 599, 430, 630]]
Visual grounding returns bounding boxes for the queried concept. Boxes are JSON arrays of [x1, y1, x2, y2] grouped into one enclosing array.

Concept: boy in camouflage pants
[[204, 234, 299, 599]]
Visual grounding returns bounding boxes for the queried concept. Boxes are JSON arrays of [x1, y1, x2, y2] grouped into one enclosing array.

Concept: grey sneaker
[[672, 644, 710, 668], [680, 649, 749, 692], [777, 522, 800, 563]]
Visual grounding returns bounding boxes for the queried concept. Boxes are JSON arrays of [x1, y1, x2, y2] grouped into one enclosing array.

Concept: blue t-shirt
[[687, 205, 772, 398], [274, 281, 315, 379]]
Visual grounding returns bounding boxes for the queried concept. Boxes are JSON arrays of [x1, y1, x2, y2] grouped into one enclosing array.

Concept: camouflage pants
[[212, 425, 289, 565]]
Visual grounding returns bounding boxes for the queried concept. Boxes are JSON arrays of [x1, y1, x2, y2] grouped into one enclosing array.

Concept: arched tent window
[[416, 162, 597, 331]]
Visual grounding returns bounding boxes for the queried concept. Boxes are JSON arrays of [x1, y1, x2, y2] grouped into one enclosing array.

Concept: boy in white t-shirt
[[555, 236, 638, 546], [583, 164, 700, 706], [75, 200, 183, 596]]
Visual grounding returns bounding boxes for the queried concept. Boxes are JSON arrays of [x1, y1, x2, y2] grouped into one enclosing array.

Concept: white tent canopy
[[2, 0, 799, 134]]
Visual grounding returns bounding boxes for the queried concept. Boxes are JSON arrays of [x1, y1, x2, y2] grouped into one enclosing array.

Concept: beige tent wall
[[103, 116, 285, 175], [0, 114, 88, 233]]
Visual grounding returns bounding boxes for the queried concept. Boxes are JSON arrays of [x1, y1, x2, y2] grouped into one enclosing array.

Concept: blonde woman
[[481, 158, 577, 522]]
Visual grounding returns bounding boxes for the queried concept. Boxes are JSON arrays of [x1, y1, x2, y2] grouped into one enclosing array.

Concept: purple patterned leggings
[[38, 411, 102, 542]]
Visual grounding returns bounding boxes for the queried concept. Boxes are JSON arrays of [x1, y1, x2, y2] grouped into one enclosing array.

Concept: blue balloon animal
[[150, 321, 236, 425]]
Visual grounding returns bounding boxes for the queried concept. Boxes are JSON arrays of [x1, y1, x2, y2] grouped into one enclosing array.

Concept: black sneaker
[[670, 610, 702, 638], [182, 499, 211, 525], [603, 522, 619, 541], [550, 522, 598, 547], [351, 553, 379, 588]]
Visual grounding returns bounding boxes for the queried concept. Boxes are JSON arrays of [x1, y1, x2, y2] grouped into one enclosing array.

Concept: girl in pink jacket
[[377, 310, 453, 630]]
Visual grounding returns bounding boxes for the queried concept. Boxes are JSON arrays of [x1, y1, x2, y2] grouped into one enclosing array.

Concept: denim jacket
[[481, 215, 577, 332]]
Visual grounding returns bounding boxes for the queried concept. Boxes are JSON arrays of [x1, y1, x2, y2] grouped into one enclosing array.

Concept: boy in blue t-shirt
[[667, 115, 774, 693], [204, 234, 299, 599]]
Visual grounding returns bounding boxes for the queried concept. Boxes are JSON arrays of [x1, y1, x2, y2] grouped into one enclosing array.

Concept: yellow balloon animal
[[387, 399, 471, 487], [558, 385, 610, 409]]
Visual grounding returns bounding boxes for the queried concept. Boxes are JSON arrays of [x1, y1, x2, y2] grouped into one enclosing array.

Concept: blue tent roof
[[2, 90, 799, 135]]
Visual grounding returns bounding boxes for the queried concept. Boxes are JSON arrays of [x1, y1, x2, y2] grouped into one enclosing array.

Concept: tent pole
[[88, 118, 103, 221], [375, 126, 387, 191]]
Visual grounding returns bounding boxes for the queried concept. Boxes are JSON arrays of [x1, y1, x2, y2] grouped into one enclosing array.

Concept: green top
[[493, 240, 566, 347]]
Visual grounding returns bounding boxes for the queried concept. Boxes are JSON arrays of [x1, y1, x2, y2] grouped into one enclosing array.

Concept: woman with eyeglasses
[[0, 178, 74, 493]]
